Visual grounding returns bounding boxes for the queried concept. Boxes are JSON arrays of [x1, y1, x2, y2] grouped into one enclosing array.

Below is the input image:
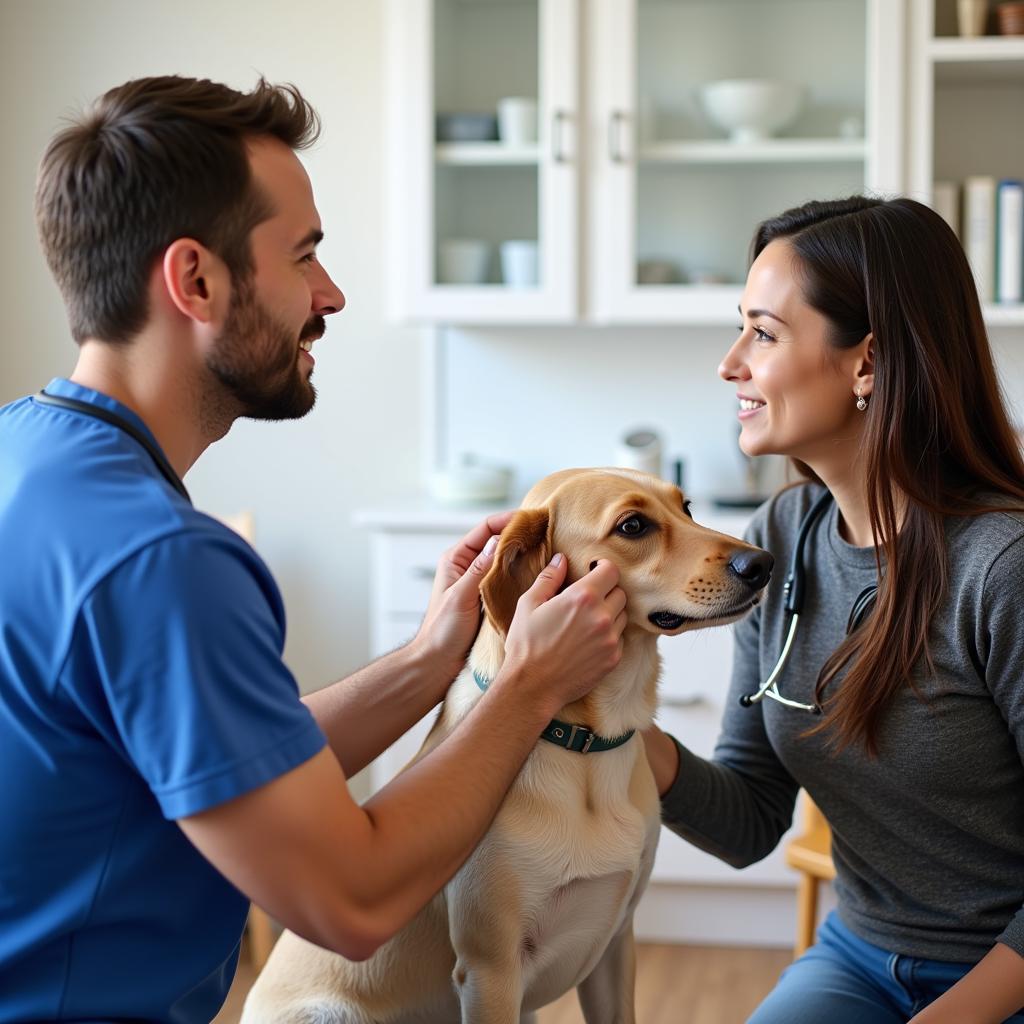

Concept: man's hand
[[409, 511, 515, 683], [498, 556, 627, 714]]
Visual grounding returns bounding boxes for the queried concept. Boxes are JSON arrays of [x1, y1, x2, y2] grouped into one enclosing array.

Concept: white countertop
[[352, 496, 759, 534]]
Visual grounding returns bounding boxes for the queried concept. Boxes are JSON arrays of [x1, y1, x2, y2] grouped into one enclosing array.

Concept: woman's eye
[[753, 326, 775, 343], [617, 516, 648, 537]]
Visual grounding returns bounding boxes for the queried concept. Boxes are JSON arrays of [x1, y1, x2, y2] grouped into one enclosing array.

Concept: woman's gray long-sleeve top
[[660, 483, 1024, 962]]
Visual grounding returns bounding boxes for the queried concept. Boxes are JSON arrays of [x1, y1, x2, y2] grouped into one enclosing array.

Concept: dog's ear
[[480, 507, 552, 639]]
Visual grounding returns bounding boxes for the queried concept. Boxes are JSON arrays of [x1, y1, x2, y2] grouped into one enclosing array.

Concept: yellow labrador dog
[[242, 468, 773, 1024]]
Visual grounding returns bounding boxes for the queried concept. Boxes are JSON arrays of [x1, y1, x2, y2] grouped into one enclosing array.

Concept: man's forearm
[[909, 942, 1024, 1024], [303, 639, 457, 777], [341, 669, 561, 946]]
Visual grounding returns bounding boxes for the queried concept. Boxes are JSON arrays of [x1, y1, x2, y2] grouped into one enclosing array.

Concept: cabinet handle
[[411, 566, 436, 581], [608, 110, 628, 163], [552, 110, 569, 163], [661, 693, 709, 709]]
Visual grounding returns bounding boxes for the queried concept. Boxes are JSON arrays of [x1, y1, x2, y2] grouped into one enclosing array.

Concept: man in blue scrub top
[[0, 76, 628, 1023]]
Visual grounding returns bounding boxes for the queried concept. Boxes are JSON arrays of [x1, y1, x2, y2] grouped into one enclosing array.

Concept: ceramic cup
[[497, 97, 538, 145], [957, 0, 989, 36], [438, 239, 490, 285], [500, 240, 539, 287], [614, 429, 663, 479]]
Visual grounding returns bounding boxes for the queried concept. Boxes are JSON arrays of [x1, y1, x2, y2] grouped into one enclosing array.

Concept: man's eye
[[616, 515, 648, 537]]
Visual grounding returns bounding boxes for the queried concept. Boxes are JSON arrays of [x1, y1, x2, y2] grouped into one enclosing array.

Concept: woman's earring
[[855, 387, 868, 412]]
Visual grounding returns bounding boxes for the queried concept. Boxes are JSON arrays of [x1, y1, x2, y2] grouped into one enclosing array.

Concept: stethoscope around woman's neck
[[739, 490, 878, 714], [34, 389, 192, 503]]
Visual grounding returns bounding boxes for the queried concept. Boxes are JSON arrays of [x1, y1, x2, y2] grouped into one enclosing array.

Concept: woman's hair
[[35, 75, 320, 345], [752, 196, 1024, 755]]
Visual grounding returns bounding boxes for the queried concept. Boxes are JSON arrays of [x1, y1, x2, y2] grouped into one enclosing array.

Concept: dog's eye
[[616, 515, 648, 537]]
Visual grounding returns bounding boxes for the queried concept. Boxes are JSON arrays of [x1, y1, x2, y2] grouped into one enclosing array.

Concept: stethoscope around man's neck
[[739, 490, 878, 714], [34, 389, 192, 504]]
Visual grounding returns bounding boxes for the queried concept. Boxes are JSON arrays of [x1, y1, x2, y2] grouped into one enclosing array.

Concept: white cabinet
[[587, 0, 904, 324], [354, 503, 800, 894], [386, 0, 905, 325], [386, 0, 579, 323], [907, 0, 1024, 326]]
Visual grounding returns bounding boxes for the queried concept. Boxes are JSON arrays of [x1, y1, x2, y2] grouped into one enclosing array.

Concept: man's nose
[[314, 266, 345, 315]]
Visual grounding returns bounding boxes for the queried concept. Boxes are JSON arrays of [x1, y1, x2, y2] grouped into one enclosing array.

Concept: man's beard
[[206, 274, 323, 422]]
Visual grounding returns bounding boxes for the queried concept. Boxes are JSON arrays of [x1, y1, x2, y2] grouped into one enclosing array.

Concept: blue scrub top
[[0, 379, 326, 1022]]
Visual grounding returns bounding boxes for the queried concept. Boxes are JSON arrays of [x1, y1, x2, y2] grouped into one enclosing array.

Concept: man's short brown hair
[[35, 75, 320, 344]]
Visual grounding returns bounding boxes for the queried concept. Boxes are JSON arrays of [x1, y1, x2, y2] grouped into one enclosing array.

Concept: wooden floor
[[214, 940, 791, 1023]]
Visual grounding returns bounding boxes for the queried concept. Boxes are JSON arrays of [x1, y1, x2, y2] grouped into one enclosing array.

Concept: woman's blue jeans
[[747, 911, 1024, 1024]]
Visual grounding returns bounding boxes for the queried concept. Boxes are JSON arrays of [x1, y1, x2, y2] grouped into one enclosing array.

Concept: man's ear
[[480, 508, 552, 639], [160, 238, 228, 326]]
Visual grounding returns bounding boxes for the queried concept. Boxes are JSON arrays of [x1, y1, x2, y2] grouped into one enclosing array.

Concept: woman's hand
[[643, 724, 681, 796], [410, 511, 515, 682]]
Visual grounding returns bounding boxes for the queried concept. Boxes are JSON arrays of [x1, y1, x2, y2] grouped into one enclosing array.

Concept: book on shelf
[[932, 181, 959, 238], [996, 180, 1023, 305], [963, 176, 996, 304]]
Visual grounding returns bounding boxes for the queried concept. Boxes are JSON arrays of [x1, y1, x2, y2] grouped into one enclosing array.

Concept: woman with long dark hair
[[644, 195, 1024, 1023]]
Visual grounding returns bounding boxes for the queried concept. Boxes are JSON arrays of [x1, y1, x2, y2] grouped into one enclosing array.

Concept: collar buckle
[[568, 724, 596, 753]]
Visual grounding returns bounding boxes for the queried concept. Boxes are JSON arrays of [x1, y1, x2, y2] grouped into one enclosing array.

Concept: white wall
[[0, 0, 424, 694], [5, 0, 1024, 700]]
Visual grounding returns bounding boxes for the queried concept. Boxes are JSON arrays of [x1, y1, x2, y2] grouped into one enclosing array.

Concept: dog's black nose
[[727, 548, 774, 592]]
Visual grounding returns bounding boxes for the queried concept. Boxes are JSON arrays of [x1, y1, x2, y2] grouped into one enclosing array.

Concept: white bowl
[[699, 79, 804, 143]]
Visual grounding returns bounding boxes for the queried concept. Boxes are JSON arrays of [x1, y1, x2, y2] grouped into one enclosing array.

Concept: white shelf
[[435, 142, 541, 165], [639, 138, 867, 165], [984, 303, 1024, 327], [929, 36, 1024, 82]]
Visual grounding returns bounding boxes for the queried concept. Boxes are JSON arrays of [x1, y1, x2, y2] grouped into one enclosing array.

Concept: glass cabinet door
[[387, 0, 579, 323], [588, 0, 904, 324]]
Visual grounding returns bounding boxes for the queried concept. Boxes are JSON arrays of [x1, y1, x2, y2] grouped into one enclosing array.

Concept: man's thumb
[[522, 552, 567, 607], [450, 534, 500, 597]]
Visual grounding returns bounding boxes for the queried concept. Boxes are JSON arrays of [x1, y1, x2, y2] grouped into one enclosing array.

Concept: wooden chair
[[784, 792, 836, 957], [217, 512, 277, 972]]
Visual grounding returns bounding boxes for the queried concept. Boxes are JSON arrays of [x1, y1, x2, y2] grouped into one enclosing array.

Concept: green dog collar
[[472, 669, 635, 755]]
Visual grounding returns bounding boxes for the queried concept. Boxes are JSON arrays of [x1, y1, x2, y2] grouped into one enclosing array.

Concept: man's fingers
[[463, 534, 499, 579], [451, 511, 515, 567], [562, 559, 620, 602], [519, 553, 567, 609]]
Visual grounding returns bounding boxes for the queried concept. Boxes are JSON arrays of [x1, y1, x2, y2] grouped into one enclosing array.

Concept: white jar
[[497, 97, 538, 145], [499, 240, 539, 287], [438, 239, 490, 285]]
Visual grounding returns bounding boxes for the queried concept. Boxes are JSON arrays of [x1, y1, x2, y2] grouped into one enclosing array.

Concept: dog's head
[[481, 468, 773, 640]]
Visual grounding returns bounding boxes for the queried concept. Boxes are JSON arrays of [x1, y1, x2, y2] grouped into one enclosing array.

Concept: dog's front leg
[[451, 953, 524, 1024], [448, 846, 528, 1024], [575, 920, 637, 1024]]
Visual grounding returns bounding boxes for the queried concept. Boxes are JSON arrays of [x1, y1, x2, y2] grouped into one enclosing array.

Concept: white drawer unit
[[355, 501, 800, 945]]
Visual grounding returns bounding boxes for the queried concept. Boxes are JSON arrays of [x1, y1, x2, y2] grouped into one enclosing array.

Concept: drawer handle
[[661, 694, 709, 709], [608, 110, 628, 163], [411, 566, 437, 581]]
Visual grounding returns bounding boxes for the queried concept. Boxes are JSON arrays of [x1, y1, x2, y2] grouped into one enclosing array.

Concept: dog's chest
[[493, 744, 653, 883]]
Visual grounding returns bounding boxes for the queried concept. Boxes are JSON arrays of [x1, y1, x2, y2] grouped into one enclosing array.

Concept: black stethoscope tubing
[[34, 390, 192, 504], [739, 490, 877, 713]]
